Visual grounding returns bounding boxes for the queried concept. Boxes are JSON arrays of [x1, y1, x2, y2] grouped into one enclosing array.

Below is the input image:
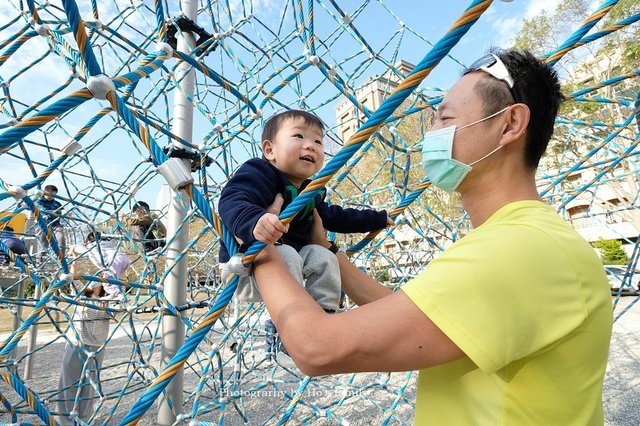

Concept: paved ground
[[0, 296, 638, 425], [604, 296, 640, 425]]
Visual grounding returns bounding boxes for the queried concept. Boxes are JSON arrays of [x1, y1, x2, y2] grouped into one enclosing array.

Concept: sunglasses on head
[[465, 53, 523, 104]]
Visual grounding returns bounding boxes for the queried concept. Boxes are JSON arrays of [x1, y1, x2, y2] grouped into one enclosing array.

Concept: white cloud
[[524, 0, 562, 19], [488, 0, 562, 47], [491, 16, 521, 48]]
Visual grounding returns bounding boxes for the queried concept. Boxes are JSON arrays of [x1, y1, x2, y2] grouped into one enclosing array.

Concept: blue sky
[[0, 0, 570, 216]]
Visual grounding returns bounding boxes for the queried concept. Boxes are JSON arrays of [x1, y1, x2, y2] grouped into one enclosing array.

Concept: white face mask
[[421, 107, 509, 192]]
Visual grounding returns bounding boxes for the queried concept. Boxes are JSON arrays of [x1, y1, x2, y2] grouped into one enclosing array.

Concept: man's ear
[[500, 103, 530, 147], [262, 139, 275, 162]]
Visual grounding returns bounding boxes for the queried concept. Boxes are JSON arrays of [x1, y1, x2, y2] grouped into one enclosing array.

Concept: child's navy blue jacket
[[35, 197, 63, 227], [218, 158, 387, 262]]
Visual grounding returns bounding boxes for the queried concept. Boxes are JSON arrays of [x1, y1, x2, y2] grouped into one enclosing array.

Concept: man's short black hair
[[44, 184, 58, 193], [133, 201, 150, 212], [261, 110, 324, 144], [468, 49, 563, 169]]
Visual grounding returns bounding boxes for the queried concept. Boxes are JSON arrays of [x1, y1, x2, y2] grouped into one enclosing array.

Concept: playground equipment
[[0, 0, 639, 424]]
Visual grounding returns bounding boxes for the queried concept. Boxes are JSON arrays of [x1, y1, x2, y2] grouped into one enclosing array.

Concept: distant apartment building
[[554, 168, 640, 251], [335, 60, 415, 142], [544, 47, 640, 253]]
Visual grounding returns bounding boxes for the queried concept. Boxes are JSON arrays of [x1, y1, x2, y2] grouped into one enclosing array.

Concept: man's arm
[[307, 210, 390, 305], [253, 244, 464, 376]]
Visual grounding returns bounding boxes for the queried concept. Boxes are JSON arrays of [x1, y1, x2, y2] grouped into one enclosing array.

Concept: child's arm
[[251, 194, 288, 244], [126, 214, 152, 227], [315, 199, 390, 233], [218, 160, 284, 247]]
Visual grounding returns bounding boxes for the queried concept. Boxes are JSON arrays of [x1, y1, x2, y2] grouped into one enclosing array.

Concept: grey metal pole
[[23, 284, 41, 379], [157, 0, 196, 423], [9, 279, 26, 366]]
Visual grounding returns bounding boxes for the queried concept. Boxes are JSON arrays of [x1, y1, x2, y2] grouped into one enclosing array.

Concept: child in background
[[35, 184, 66, 254], [126, 201, 166, 253], [0, 225, 28, 264], [56, 260, 111, 425], [71, 231, 131, 300]]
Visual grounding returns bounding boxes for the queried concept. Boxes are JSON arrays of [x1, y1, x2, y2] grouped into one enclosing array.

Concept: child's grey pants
[[221, 243, 341, 311]]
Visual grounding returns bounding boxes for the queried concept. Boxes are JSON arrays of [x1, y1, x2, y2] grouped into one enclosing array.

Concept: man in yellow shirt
[[252, 49, 612, 424]]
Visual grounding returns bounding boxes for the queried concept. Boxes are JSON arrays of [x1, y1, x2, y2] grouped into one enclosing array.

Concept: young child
[[0, 225, 28, 264], [35, 184, 66, 254], [218, 110, 392, 314], [72, 232, 131, 300], [126, 201, 166, 253]]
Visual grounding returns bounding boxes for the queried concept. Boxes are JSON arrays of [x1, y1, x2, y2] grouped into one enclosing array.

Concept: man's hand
[[253, 194, 289, 244], [310, 209, 330, 249]]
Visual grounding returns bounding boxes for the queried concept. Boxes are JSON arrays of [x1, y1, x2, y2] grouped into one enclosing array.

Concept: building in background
[[335, 60, 415, 142]]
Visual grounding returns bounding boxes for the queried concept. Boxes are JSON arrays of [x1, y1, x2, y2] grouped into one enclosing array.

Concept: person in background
[[56, 260, 110, 426], [71, 231, 130, 300], [0, 225, 28, 264], [35, 184, 66, 255], [126, 201, 166, 253]]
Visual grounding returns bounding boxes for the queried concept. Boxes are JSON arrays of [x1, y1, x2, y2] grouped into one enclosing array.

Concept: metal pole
[[9, 279, 26, 365], [157, 0, 196, 423], [23, 284, 41, 379]]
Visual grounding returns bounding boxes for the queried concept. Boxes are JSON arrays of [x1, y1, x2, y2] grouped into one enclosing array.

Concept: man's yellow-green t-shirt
[[402, 200, 612, 425]]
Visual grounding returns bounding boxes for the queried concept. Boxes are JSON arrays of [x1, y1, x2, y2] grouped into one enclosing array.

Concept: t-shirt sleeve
[[401, 226, 587, 374]]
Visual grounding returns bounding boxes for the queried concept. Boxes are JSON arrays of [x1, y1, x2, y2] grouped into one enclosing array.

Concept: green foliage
[[592, 239, 630, 265], [514, 0, 639, 134], [375, 268, 391, 282]]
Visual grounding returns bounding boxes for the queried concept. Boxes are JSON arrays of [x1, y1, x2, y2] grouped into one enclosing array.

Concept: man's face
[[432, 73, 505, 168], [262, 117, 324, 187]]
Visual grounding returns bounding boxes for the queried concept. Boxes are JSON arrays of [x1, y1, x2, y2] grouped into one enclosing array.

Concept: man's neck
[[461, 171, 541, 228]]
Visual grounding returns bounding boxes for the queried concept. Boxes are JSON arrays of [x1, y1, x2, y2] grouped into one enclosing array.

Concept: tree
[[514, 0, 639, 120], [592, 239, 630, 265], [516, 0, 640, 240]]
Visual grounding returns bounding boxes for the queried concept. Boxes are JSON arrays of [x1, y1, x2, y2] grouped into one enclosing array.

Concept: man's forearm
[[336, 252, 392, 305], [253, 244, 328, 368]]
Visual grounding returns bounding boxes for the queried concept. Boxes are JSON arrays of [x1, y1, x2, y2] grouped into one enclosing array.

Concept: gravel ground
[[0, 296, 638, 425]]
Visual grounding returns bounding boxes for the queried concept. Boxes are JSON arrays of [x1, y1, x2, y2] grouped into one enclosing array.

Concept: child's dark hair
[[133, 201, 150, 212], [44, 184, 58, 194], [85, 231, 101, 243], [261, 110, 324, 143]]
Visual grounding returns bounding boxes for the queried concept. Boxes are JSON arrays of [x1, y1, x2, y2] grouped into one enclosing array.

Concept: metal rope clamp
[[227, 253, 251, 277], [156, 157, 194, 191]]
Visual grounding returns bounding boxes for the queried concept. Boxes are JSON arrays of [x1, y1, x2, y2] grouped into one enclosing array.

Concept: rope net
[[0, 0, 638, 424]]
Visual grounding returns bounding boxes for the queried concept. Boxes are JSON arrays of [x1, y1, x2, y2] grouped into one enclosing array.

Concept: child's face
[[262, 117, 324, 186], [44, 190, 56, 201]]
